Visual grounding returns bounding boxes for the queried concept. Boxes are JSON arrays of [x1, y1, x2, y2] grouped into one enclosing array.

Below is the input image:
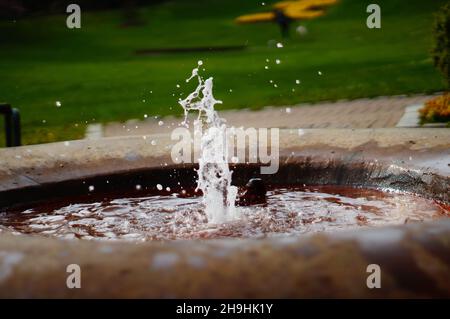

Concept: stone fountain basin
[[0, 128, 449, 298]]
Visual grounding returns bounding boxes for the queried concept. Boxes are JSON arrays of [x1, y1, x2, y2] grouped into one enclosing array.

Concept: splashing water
[[178, 62, 238, 224]]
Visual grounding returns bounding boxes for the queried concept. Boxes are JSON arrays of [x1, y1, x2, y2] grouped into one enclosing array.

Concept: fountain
[[0, 65, 449, 297]]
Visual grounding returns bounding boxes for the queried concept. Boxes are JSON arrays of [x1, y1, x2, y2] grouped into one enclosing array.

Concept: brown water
[[0, 186, 448, 241]]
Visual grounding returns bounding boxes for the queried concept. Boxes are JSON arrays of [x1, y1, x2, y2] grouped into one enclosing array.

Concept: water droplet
[[295, 79, 301, 84], [88, 185, 95, 192], [318, 71, 322, 75], [265, 66, 269, 69], [135, 185, 142, 190], [55, 101, 61, 107], [144, 114, 148, 118], [151, 140, 157, 146], [156, 184, 163, 191], [166, 187, 171, 192], [286, 107, 291, 113], [276, 42, 283, 48], [198, 60, 203, 66], [275, 59, 281, 64]]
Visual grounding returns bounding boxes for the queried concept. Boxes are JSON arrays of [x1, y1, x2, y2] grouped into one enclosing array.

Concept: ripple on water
[[0, 186, 448, 242]]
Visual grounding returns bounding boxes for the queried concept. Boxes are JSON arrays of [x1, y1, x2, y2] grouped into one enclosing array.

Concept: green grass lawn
[[0, 0, 447, 145]]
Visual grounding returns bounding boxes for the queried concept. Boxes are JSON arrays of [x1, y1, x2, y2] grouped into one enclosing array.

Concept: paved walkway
[[97, 94, 436, 138]]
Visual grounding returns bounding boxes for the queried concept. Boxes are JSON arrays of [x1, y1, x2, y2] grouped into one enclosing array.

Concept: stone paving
[[98, 94, 438, 138]]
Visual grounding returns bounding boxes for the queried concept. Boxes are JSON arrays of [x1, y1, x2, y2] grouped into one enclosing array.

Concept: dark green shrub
[[431, 2, 450, 88]]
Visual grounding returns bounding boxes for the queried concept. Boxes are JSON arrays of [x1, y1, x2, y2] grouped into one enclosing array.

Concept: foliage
[[420, 93, 450, 124], [431, 2, 450, 88]]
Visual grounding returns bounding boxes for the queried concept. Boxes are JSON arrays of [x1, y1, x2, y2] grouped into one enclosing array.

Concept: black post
[[0, 103, 22, 147], [11, 108, 21, 146]]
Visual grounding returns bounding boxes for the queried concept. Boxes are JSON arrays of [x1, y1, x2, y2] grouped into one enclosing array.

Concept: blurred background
[[0, 0, 448, 145]]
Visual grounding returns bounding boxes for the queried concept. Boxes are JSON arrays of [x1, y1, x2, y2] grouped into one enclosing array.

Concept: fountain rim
[[0, 128, 449, 298], [1, 127, 449, 201], [0, 127, 449, 226]]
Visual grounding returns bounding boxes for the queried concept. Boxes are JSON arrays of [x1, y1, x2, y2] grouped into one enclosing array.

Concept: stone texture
[[0, 221, 448, 298]]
